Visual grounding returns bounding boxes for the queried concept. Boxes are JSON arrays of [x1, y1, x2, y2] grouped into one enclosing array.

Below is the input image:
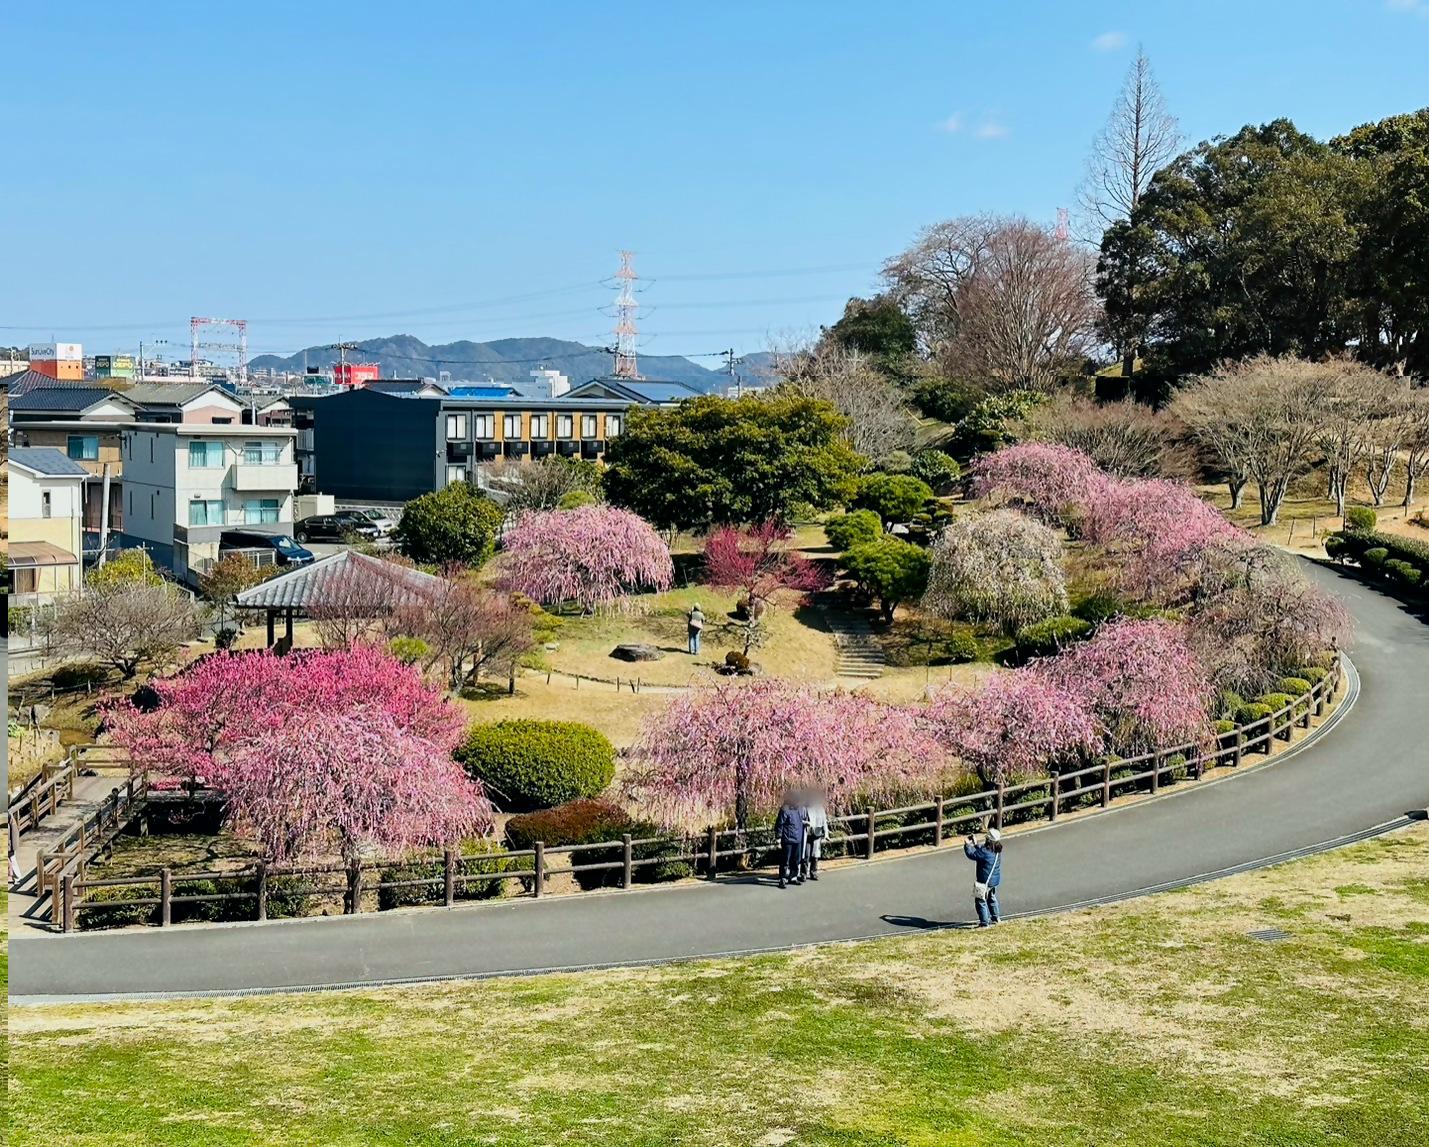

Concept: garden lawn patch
[[12, 829, 1426, 1145]]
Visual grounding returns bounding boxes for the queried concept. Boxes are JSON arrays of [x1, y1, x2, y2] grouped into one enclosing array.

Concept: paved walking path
[[11, 563, 1428, 1002]]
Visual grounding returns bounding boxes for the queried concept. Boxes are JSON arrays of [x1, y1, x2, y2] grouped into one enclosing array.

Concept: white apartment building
[[119, 424, 299, 582], [5, 447, 87, 602]]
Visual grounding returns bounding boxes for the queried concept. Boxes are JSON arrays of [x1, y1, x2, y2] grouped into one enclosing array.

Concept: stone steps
[[822, 606, 889, 681]]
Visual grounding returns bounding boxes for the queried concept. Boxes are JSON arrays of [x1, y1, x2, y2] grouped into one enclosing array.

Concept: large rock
[[611, 643, 664, 663]]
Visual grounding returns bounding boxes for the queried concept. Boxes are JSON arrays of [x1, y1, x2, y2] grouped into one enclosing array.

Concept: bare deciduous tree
[[1361, 378, 1415, 508], [771, 341, 916, 462], [1023, 394, 1191, 478], [882, 215, 1100, 393], [1402, 386, 1429, 507], [308, 561, 407, 650], [394, 577, 535, 690], [480, 455, 602, 513], [1172, 356, 1336, 525], [48, 581, 203, 679]]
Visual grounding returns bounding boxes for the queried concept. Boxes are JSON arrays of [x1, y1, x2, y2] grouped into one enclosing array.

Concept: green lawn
[[10, 827, 1428, 1146]]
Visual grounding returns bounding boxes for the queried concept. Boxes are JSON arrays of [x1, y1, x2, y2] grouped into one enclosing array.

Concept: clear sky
[[4, 1, 1426, 364]]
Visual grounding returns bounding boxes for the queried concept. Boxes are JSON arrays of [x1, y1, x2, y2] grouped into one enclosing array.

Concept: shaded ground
[[9, 825, 1427, 1146]]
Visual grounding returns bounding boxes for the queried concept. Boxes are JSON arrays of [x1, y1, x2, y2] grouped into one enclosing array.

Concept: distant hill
[[247, 336, 734, 391]]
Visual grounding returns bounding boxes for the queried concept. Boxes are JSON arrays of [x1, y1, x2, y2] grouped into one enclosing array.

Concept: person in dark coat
[[964, 827, 1003, 926], [774, 793, 809, 889]]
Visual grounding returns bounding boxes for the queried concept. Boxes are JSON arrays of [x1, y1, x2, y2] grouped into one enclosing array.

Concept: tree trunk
[[1228, 477, 1247, 510], [1121, 348, 1136, 384], [1260, 481, 1286, 527], [1405, 468, 1419, 509]]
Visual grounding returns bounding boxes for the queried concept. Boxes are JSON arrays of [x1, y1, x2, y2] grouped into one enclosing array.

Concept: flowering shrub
[[499, 504, 673, 612], [971, 442, 1103, 525], [923, 510, 1068, 634]]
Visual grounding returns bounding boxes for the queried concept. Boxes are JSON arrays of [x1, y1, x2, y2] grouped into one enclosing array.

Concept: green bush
[[457, 719, 615, 811], [51, 661, 108, 691], [1015, 615, 1092, 660], [1344, 507, 1377, 532], [1325, 528, 1429, 570], [556, 490, 598, 510], [1215, 690, 1245, 720], [263, 874, 320, 919], [1363, 547, 1389, 568], [911, 450, 962, 492], [1071, 591, 1126, 626], [853, 473, 934, 524], [79, 884, 157, 930], [388, 636, 431, 665], [1234, 702, 1274, 726], [1278, 677, 1312, 697], [505, 799, 688, 890], [1294, 666, 1328, 686], [1385, 559, 1423, 588], [378, 840, 513, 909], [1254, 693, 1296, 717], [1213, 719, 1237, 735], [824, 509, 883, 552], [1323, 533, 1350, 562]]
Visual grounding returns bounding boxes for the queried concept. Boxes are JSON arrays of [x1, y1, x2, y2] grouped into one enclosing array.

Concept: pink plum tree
[[499, 504, 674, 613], [103, 646, 490, 863], [703, 520, 830, 613], [625, 679, 946, 832], [970, 442, 1103, 526]]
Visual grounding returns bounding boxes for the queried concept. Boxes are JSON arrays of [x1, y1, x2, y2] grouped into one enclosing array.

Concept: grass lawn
[[459, 674, 671, 750], [10, 826, 1427, 1146]]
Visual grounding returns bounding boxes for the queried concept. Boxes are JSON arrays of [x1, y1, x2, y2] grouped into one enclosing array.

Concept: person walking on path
[[687, 603, 705, 655], [774, 793, 809, 889], [964, 828, 1003, 926], [801, 788, 829, 882]]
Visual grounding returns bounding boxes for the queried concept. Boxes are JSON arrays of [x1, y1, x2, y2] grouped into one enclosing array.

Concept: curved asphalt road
[[11, 563, 1428, 1002]]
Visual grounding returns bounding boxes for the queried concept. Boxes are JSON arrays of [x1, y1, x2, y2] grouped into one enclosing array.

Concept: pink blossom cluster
[[499, 504, 674, 612], [104, 647, 491, 863], [970, 442, 1104, 525], [703, 521, 829, 605]]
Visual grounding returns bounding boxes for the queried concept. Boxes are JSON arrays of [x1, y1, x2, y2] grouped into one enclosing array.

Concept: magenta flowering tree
[[1036, 618, 1214, 754], [926, 672, 1100, 787], [624, 679, 946, 832], [499, 504, 674, 612], [971, 442, 1104, 525], [103, 647, 491, 863], [703, 520, 830, 611]]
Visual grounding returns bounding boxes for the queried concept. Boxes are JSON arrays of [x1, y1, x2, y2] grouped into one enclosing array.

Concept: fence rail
[[37, 774, 148, 916], [57, 657, 1343, 933]]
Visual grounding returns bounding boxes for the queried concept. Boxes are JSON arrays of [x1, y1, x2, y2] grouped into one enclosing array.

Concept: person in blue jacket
[[774, 793, 809, 889], [964, 827, 1003, 926]]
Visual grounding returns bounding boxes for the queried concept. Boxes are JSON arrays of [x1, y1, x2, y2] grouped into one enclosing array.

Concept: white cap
[[986, 827, 1002, 843]]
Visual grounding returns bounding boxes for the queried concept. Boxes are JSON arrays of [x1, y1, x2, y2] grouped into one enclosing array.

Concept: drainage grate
[[1247, 928, 1293, 942]]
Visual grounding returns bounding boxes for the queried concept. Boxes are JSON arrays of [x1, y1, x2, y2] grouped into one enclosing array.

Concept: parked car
[[219, 530, 315, 568], [294, 514, 381, 543], [335, 509, 394, 538]]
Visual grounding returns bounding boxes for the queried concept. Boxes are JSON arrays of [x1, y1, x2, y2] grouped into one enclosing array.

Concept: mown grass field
[[9, 826, 1427, 1146]]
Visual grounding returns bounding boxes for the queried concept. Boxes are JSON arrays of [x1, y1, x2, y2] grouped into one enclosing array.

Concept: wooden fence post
[[1102, 760, 1112, 807], [62, 873, 76, 933], [1048, 771, 1060, 822], [622, 833, 633, 889], [864, 810, 876, 860], [1233, 729, 1244, 767], [706, 826, 718, 878], [934, 797, 944, 847], [533, 842, 545, 898], [444, 848, 456, 907], [995, 784, 1005, 830], [1149, 754, 1160, 796], [346, 860, 363, 914], [160, 867, 172, 927], [256, 860, 268, 921]]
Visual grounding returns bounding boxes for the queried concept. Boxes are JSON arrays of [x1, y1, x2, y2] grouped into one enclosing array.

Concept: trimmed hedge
[[1344, 507, 1377, 532], [1295, 666, 1329, 686], [1216, 690, 1245, 720], [1278, 677, 1313, 697], [1015, 615, 1092, 660], [1330, 528, 1429, 570], [824, 509, 883, 552], [457, 719, 615, 811], [505, 799, 690, 890], [1234, 702, 1274, 726], [1364, 547, 1389, 568]]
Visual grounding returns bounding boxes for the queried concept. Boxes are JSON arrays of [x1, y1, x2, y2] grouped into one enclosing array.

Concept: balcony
[[503, 441, 530, 458], [477, 441, 501, 460], [531, 440, 555, 458], [556, 440, 580, 457], [231, 462, 299, 492], [580, 440, 605, 459], [447, 440, 474, 461]]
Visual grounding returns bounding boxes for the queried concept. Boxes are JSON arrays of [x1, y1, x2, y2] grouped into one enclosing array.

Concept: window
[[606, 414, 622, 438], [473, 414, 495, 439], [557, 414, 574, 439], [581, 414, 598, 438], [41, 491, 52, 519], [446, 413, 468, 440], [446, 465, 468, 485], [67, 435, 99, 461], [503, 413, 522, 438], [187, 440, 226, 468], [530, 414, 549, 438], [212, 417, 233, 425], [243, 498, 280, 525], [243, 441, 281, 465], [188, 499, 224, 526]]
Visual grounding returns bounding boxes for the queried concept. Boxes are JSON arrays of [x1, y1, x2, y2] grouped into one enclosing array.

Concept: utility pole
[[723, 348, 740, 398]]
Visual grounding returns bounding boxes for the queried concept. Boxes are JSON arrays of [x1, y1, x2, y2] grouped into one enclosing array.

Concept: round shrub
[[1215, 690, 1245, 720], [1015, 615, 1092, 660], [1323, 534, 1350, 562], [1294, 666, 1329, 686], [1234, 702, 1274, 726], [1278, 677, 1312, 697], [457, 720, 615, 811], [911, 450, 962, 492], [853, 473, 934, 524], [1213, 719, 1237, 735], [1385, 559, 1423, 588], [1363, 547, 1389, 569], [378, 839, 513, 910], [556, 489, 598, 510], [824, 509, 883, 552], [52, 661, 108, 691], [505, 799, 689, 890], [1071, 591, 1127, 626], [1344, 507, 1377, 532], [1254, 692, 1297, 717]]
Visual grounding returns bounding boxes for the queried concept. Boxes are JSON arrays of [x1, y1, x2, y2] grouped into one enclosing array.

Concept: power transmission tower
[[1055, 207, 1070, 242], [612, 251, 640, 379], [190, 317, 248, 384]]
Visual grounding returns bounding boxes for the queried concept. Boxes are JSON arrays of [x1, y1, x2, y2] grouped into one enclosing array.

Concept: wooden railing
[[36, 774, 148, 914], [58, 658, 1343, 933], [8, 753, 80, 850]]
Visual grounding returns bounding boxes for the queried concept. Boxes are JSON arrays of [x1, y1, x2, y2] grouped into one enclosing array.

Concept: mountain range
[[248, 335, 778, 392]]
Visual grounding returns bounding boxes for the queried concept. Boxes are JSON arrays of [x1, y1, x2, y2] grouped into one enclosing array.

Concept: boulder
[[611, 643, 664, 663]]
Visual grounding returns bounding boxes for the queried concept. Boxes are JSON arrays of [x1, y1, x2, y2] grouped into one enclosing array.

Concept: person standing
[[801, 788, 829, 881], [963, 828, 1003, 926], [774, 793, 808, 889], [687, 603, 705, 655]]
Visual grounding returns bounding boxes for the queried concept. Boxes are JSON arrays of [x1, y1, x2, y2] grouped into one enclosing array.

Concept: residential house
[[118, 424, 299, 583], [5, 447, 87, 602], [287, 377, 696, 503]]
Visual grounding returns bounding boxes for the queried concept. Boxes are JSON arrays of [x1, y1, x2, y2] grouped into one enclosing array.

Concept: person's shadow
[[881, 913, 974, 931]]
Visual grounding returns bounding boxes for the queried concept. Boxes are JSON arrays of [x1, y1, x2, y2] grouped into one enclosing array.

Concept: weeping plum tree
[[970, 442, 1104, 526], [923, 509, 1068, 635], [499, 504, 673, 613], [103, 646, 491, 863], [625, 679, 945, 833], [704, 521, 829, 653]]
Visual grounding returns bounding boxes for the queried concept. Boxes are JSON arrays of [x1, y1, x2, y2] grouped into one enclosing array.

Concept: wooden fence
[[7, 754, 79, 854], [36, 774, 149, 913], [57, 658, 1343, 933]]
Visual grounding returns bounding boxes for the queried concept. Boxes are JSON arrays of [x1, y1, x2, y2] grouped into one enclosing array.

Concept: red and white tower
[[612, 250, 640, 379]]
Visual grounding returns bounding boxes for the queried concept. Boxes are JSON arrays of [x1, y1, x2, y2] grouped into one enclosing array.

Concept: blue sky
[[4, 1, 1426, 365]]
